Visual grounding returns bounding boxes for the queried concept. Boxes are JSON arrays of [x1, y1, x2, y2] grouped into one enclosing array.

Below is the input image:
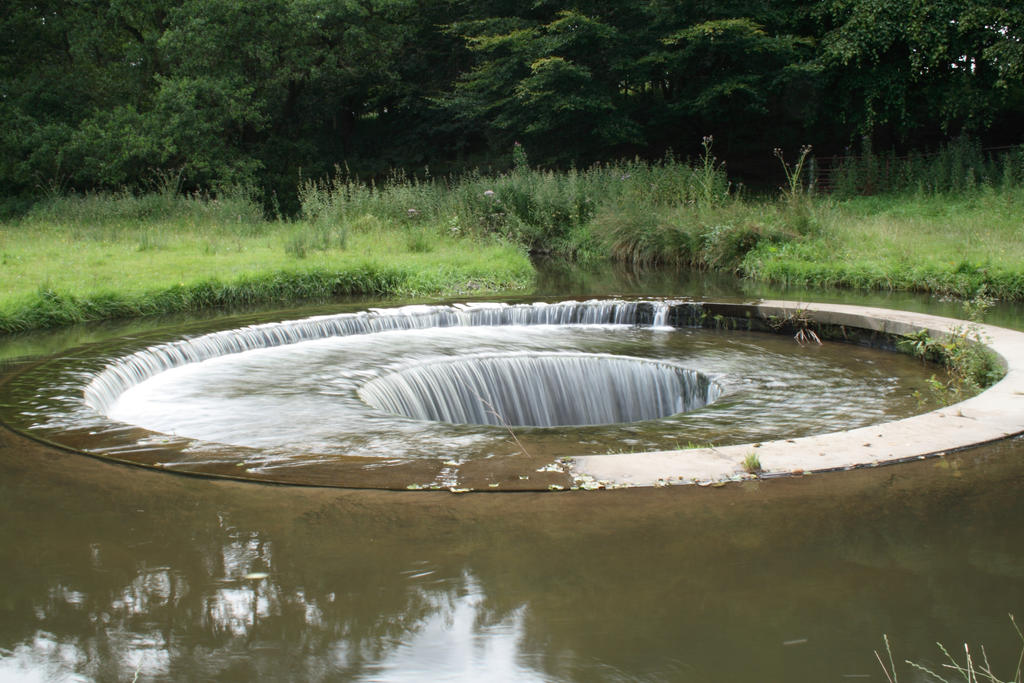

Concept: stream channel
[[0, 265, 1022, 682]]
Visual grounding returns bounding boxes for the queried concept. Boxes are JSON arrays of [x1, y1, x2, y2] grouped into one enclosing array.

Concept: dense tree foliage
[[817, 0, 1024, 145], [1, 0, 1021, 206]]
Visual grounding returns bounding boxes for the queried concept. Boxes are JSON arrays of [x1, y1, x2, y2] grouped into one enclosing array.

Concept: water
[[80, 300, 669, 415], [1, 267, 1022, 682], [1, 427, 1021, 681], [359, 353, 718, 427], [3, 300, 935, 484]]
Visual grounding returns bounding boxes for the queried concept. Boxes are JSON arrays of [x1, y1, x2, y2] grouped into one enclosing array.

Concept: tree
[[653, 18, 816, 154], [445, 8, 643, 164], [0, 0, 169, 194], [817, 0, 1024, 144]]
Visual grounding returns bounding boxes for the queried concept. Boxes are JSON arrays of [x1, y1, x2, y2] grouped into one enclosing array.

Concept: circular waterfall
[[358, 353, 720, 427], [0, 297, 983, 490]]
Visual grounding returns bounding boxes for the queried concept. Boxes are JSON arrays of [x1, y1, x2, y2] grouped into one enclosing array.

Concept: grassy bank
[[3, 139, 1023, 333], [298, 137, 1022, 302], [586, 140, 1024, 300], [593, 188, 1024, 299], [741, 189, 1024, 298], [0, 190, 532, 333]]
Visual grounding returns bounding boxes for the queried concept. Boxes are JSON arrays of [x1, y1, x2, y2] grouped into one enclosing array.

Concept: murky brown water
[[1, 268, 1022, 682]]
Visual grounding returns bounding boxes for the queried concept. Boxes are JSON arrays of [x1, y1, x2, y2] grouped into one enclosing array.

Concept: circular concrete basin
[[3, 299, 1023, 491], [569, 301, 1024, 488]]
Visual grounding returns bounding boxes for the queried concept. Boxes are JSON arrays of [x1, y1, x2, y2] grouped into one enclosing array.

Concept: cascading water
[[83, 300, 674, 414], [0, 297, 939, 487], [359, 353, 720, 427]]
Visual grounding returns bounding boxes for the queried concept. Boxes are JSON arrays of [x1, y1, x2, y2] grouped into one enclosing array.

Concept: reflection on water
[[1, 426, 1023, 681], [1, 267, 1023, 681]]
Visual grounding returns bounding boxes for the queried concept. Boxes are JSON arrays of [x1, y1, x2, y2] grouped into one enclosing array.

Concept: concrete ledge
[[4, 299, 1021, 492], [570, 301, 1024, 488]]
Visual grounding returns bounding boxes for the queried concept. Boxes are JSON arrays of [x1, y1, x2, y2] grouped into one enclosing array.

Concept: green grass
[[742, 452, 762, 475], [0, 191, 532, 333], [585, 139, 1024, 299], [741, 188, 1024, 299], [593, 199, 799, 270], [4, 141, 1024, 334]]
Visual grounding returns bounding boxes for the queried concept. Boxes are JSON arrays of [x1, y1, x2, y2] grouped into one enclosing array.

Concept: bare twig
[[466, 386, 531, 458]]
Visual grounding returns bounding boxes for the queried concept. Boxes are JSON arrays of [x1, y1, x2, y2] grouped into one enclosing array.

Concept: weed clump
[[898, 289, 1005, 405]]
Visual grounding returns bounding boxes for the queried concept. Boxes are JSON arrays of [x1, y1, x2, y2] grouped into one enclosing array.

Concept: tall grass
[[876, 615, 1023, 683], [290, 146, 735, 260], [5, 137, 1024, 334], [593, 201, 797, 270], [259, 138, 794, 271], [27, 182, 266, 232], [830, 138, 1024, 197], [0, 183, 533, 333], [741, 186, 1024, 299], [565, 137, 1024, 300]]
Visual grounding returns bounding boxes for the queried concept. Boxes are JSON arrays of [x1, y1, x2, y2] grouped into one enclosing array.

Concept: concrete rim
[[569, 300, 1024, 488], [4, 299, 1022, 492]]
